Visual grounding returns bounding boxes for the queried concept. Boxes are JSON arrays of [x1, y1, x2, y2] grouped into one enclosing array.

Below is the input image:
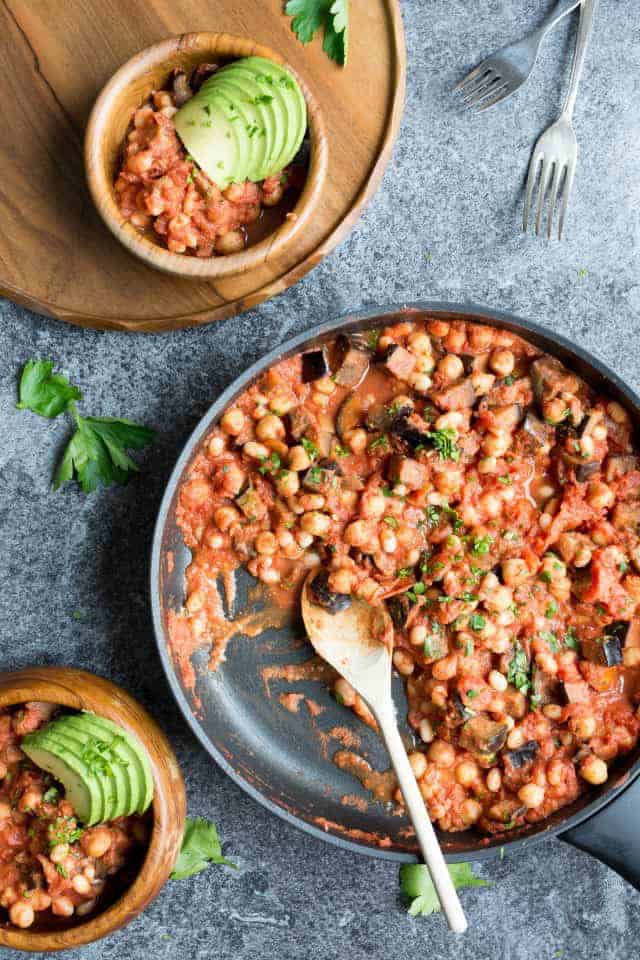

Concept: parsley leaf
[[285, 0, 349, 65], [284, 0, 328, 43], [400, 862, 490, 917], [507, 643, 530, 695], [471, 535, 493, 555], [17, 360, 82, 419], [301, 437, 319, 460], [425, 428, 460, 462], [54, 414, 155, 493], [171, 817, 236, 880], [323, 0, 348, 64], [42, 786, 60, 804], [468, 614, 486, 632]]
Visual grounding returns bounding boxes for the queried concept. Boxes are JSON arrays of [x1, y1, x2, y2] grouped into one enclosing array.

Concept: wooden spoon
[[302, 572, 468, 933]]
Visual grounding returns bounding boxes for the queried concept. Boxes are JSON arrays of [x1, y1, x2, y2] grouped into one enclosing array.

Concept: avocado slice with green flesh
[[237, 57, 306, 176], [75, 713, 153, 816], [53, 714, 134, 819], [204, 75, 271, 184], [212, 68, 278, 181], [22, 731, 104, 825], [174, 95, 241, 188], [41, 728, 118, 822], [225, 64, 287, 180]]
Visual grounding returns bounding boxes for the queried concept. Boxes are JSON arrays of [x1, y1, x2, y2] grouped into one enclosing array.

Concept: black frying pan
[[151, 301, 640, 887]]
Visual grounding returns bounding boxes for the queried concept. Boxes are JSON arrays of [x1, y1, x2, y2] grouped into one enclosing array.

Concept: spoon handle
[[376, 707, 468, 933]]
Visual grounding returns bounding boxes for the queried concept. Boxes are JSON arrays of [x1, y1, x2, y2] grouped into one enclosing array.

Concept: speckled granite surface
[[1, 0, 639, 956]]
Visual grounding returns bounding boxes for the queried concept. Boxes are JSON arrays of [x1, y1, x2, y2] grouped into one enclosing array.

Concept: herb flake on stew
[[471, 535, 493, 555], [507, 643, 531, 695], [171, 817, 236, 880], [399, 862, 490, 917], [301, 437, 319, 460]]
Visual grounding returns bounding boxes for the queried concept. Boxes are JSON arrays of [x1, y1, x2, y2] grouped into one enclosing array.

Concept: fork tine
[[535, 158, 554, 236], [454, 64, 486, 93], [475, 82, 510, 111], [463, 76, 503, 108], [558, 165, 576, 240], [460, 72, 495, 102], [523, 153, 541, 233], [545, 164, 564, 240]]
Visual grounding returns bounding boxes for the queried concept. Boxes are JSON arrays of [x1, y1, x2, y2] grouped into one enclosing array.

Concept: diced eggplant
[[170, 69, 193, 106], [309, 570, 352, 614], [605, 455, 639, 483], [611, 501, 640, 531], [531, 665, 562, 707], [190, 62, 219, 92], [379, 344, 416, 381], [453, 691, 476, 721], [301, 349, 329, 383], [365, 399, 413, 433], [389, 413, 432, 451], [287, 407, 312, 441], [387, 455, 427, 491], [602, 634, 624, 666], [336, 394, 364, 439], [460, 717, 509, 756], [575, 461, 601, 482], [460, 354, 475, 375], [563, 680, 591, 703], [431, 378, 476, 412], [348, 330, 376, 354], [302, 460, 341, 491], [505, 740, 539, 769], [334, 335, 370, 388], [523, 410, 555, 447], [388, 594, 411, 629], [236, 486, 267, 520], [530, 356, 573, 402]]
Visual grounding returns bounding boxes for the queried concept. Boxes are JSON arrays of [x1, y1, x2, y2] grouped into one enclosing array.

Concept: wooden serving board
[[0, 1, 405, 333]]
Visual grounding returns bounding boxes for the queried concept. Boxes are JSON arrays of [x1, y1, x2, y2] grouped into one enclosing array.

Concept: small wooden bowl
[[85, 32, 328, 279], [0, 666, 186, 952]]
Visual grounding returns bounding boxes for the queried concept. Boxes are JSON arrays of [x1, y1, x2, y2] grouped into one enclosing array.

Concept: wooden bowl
[[0, 666, 186, 952], [85, 32, 328, 279]]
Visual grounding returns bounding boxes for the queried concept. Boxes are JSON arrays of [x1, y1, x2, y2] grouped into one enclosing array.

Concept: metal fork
[[523, 0, 598, 239], [455, 0, 582, 111]]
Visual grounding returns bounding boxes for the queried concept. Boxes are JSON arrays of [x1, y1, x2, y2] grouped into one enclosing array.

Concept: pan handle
[[559, 775, 640, 889]]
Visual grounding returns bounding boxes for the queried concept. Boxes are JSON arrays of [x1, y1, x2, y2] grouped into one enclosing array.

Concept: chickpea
[[300, 511, 331, 538], [409, 373, 433, 393], [574, 715, 597, 740], [18, 790, 41, 812], [478, 456, 498, 475], [543, 703, 563, 721], [392, 650, 415, 676], [276, 470, 300, 497], [9, 902, 34, 929], [409, 752, 428, 779], [361, 494, 387, 519], [579, 754, 608, 785], [489, 349, 515, 378], [409, 624, 427, 647], [419, 718, 435, 743], [574, 544, 593, 568], [428, 739, 456, 768], [72, 874, 92, 895], [486, 768, 502, 792], [51, 897, 75, 918], [334, 677, 356, 707], [482, 431, 511, 457], [501, 558, 529, 587], [432, 654, 458, 681], [428, 319, 450, 338], [586, 481, 615, 511], [436, 354, 464, 382], [328, 569, 353, 594], [461, 799, 483, 824], [488, 670, 508, 692], [485, 585, 513, 612], [288, 445, 311, 472], [220, 408, 245, 436], [82, 827, 112, 859], [607, 401, 629, 424], [344, 520, 369, 547], [479, 492, 502, 518], [215, 230, 245, 255], [435, 470, 464, 496], [214, 505, 239, 531], [243, 440, 270, 461], [443, 327, 466, 353], [255, 531, 278, 555], [345, 428, 368, 455], [624, 647, 640, 668], [468, 325, 494, 350], [507, 727, 525, 750], [407, 331, 434, 356], [379, 529, 398, 553], [455, 760, 479, 787], [50, 843, 69, 864], [255, 414, 285, 443], [518, 783, 545, 808], [207, 434, 225, 458], [314, 376, 336, 396], [471, 372, 496, 395], [268, 391, 297, 416]]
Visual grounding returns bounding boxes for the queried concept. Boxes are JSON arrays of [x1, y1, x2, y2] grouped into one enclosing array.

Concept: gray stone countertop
[[1, 1, 639, 957]]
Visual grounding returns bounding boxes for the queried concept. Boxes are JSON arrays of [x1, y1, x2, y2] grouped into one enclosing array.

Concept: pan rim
[[150, 299, 640, 862]]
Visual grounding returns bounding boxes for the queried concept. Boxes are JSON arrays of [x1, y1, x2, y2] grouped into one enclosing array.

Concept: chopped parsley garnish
[[468, 614, 486, 632], [400, 862, 490, 917], [457, 591, 477, 603], [423, 428, 461, 462], [503, 375, 515, 386], [540, 631, 559, 653], [466, 689, 479, 699], [334, 444, 350, 457], [563, 627, 579, 650], [464, 637, 474, 657], [56, 864, 68, 878], [304, 465, 324, 486], [171, 816, 236, 879], [507, 644, 530, 695], [545, 600, 558, 618], [301, 437, 319, 460], [383, 516, 398, 528], [369, 435, 390, 452], [498, 474, 512, 485], [258, 452, 282, 475], [396, 567, 414, 579], [366, 328, 380, 350], [42, 786, 60, 804], [471, 535, 493, 555], [539, 570, 552, 583], [406, 582, 426, 602], [619, 560, 629, 574]]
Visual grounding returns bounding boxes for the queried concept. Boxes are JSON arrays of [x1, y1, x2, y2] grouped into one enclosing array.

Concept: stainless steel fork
[[455, 0, 582, 111], [523, 0, 598, 239]]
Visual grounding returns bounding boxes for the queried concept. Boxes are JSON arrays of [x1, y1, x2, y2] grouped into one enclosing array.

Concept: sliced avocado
[[42, 728, 117, 822], [76, 713, 153, 816], [205, 74, 271, 183], [220, 60, 289, 180], [174, 94, 240, 188], [22, 731, 104, 825], [238, 57, 306, 176], [53, 714, 133, 819]]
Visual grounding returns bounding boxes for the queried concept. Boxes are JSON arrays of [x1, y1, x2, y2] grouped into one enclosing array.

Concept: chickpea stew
[[0, 703, 149, 930], [174, 315, 640, 837], [115, 60, 308, 258]]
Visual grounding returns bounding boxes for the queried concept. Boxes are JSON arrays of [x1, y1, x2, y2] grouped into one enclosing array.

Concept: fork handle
[[534, 0, 583, 39], [374, 705, 468, 934], [561, 0, 599, 120]]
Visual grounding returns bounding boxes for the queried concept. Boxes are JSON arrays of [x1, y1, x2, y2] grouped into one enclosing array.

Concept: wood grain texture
[[0, 666, 186, 952], [0, 0, 405, 332]]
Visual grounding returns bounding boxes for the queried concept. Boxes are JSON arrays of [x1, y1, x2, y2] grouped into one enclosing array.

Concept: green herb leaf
[[471, 535, 493, 556], [17, 360, 82, 419], [284, 0, 329, 43], [468, 614, 486, 632], [563, 627, 579, 650], [285, 0, 348, 65], [171, 817, 236, 880], [507, 643, 530, 695], [369, 434, 390, 452], [54, 415, 155, 493], [42, 786, 60, 804], [301, 437, 319, 460], [400, 862, 490, 917], [383, 516, 398, 528], [323, 0, 348, 64], [425, 428, 461, 462]]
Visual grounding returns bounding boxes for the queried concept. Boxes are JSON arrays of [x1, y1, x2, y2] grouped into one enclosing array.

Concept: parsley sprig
[[400, 862, 490, 917], [285, 0, 349, 66], [171, 817, 236, 880], [17, 360, 155, 493]]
